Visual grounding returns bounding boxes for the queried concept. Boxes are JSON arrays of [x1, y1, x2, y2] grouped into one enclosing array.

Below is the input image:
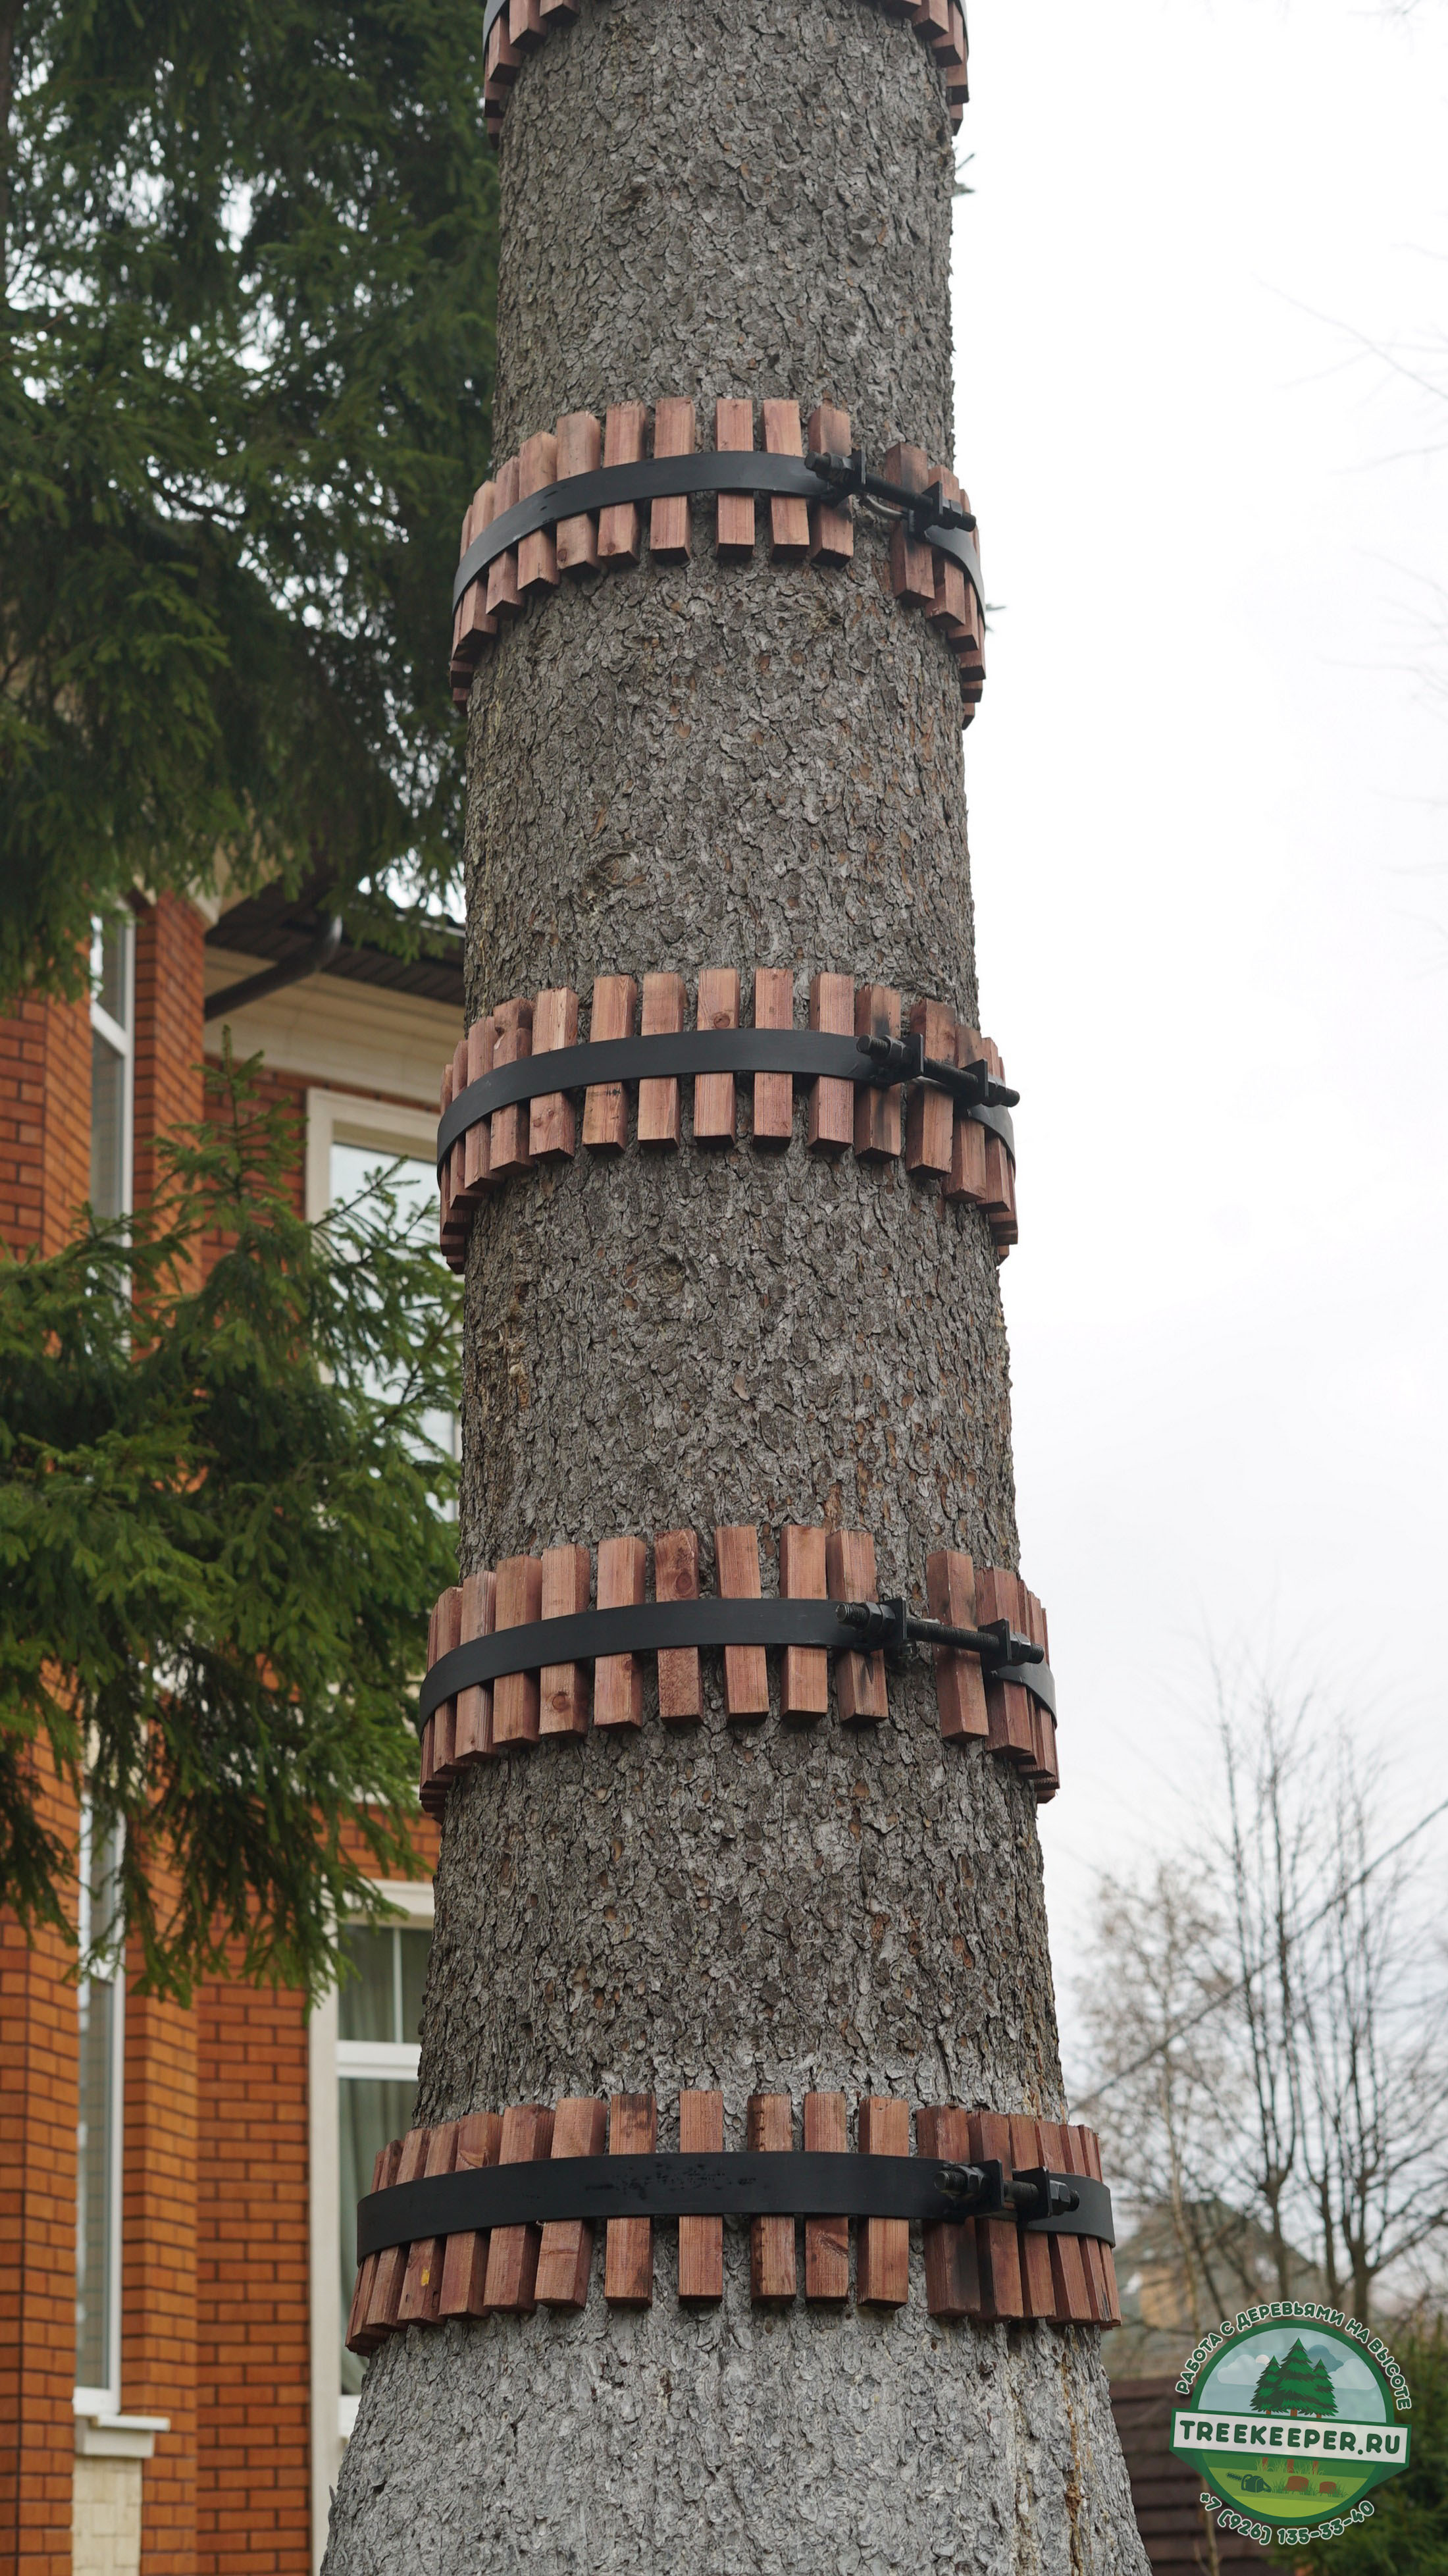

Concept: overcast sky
[[950, 0, 1448, 2073]]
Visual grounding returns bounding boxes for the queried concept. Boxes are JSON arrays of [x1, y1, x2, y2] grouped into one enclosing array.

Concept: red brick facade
[[1, 895, 444, 2576]]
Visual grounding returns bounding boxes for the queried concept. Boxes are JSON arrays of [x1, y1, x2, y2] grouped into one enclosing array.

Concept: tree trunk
[[325, 0, 1148, 2565]]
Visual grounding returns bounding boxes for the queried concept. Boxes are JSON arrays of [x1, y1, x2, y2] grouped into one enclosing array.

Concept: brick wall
[[132, 897, 205, 1221], [196, 1972, 311, 2576], [0, 1754, 81, 2576], [0, 991, 91, 1255]]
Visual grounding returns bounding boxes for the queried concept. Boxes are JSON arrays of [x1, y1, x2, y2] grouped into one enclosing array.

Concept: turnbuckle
[[839, 1598, 1047, 1673], [854, 1030, 1020, 1109], [804, 450, 979, 542]]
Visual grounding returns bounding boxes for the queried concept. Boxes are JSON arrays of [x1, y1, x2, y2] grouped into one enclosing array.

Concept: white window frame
[[90, 914, 135, 1221], [307, 1879, 434, 2570], [73, 1802, 126, 2419], [303, 1086, 440, 1231]]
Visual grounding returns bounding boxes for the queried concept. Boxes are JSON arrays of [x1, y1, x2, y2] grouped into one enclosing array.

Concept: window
[[335, 1921, 432, 2401], [89, 915, 134, 1222], [329, 1138, 457, 1485], [75, 1806, 125, 2413]]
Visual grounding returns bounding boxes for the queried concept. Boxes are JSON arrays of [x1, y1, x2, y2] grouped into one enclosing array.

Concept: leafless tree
[[1074, 1674, 1448, 2328]]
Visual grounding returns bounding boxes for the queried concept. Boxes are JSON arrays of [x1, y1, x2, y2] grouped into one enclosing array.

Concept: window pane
[[338, 2077, 416, 2396], [94, 918, 130, 1030], [90, 1031, 126, 1221], [398, 1928, 431, 2045], [76, 1974, 116, 2390], [336, 1928, 397, 2044], [328, 1143, 457, 1475]]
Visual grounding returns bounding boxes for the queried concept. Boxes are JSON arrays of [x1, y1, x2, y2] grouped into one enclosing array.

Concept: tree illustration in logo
[[1250, 2338, 1338, 2419]]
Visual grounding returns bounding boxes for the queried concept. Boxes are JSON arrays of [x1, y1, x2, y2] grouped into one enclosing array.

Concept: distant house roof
[[209, 880, 464, 1012]]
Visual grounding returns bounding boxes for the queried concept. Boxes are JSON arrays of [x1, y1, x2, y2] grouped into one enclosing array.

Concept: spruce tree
[[0, 1054, 461, 1999], [1, 0, 498, 1000]]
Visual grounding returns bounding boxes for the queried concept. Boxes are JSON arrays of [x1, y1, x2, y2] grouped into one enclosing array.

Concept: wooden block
[[882, 443, 935, 607], [1008, 2113, 1057, 2322], [715, 1524, 769, 1719], [946, 1022, 989, 1203], [455, 1567, 497, 1762], [806, 404, 854, 565], [925, 1550, 989, 1742], [598, 402, 648, 565], [677, 2089, 723, 2301], [483, 11, 519, 100], [535, 2095, 608, 2307], [489, 997, 534, 1179], [747, 2093, 796, 2303], [976, 1568, 1037, 1766], [594, 1535, 646, 1728], [856, 2096, 909, 2307], [638, 971, 686, 1147], [762, 400, 810, 560], [912, 0, 949, 49], [654, 1528, 701, 1723], [508, 0, 543, 49], [1034, 2118, 1094, 2324], [438, 1060, 465, 1267], [713, 397, 755, 560], [437, 2110, 503, 2317], [482, 2103, 556, 2313], [453, 484, 498, 678], [346, 2138, 400, 2353], [751, 968, 793, 1145], [649, 398, 695, 562], [400, 2120, 461, 2323], [918, 2106, 981, 2319], [906, 997, 956, 1177], [925, 465, 970, 637], [516, 431, 559, 594], [693, 967, 740, 1143], [604, 2093, 656, 2304], [1021, 1588, 1058, 1798], [484, 454, 522, 621], [540, 1544, 591, 1738], [430, 1585, 463, 1787], [967, 2111, 1024, 2321], [529, 985, 579, 1162], [539, 0, 579, 22], [826, 1529, 889, 1723], [364, 2124, 431, 2336], [555, 410, 601, 573], [803, 2091, 849, 2301], [779, 1525, 829, 1719], [1073, 2125, 1120, 2323], [807, 971, 854, 1154], [853, 984, 902, 1160], [493, 1554, 543, 1747], [1056, 2121, 1110, 2325], [937, 0, 968, 68], [582, 974, 636, 1151], [447, 1029, 469, 1221], [463, 1014, 496, 1197]]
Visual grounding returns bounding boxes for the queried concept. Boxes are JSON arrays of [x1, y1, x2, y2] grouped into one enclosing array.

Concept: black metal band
[[452, 452, 985, 615], [356, 2151, 1113, 2262], [417, 1596, 1056, 1727], [434, 1029, 1015, 1173]]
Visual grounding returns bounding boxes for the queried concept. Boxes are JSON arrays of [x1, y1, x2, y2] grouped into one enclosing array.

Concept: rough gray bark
[[325, 0, 1151, 2565]]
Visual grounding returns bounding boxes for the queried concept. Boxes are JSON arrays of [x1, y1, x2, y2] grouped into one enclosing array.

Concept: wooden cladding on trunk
[[482, 0, 968, 147], [419, 1537, 1057, 1802], [437, 973, 1016, 1272], [345, 2095, 1115, 2350], [450, 396, 984, 727]]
